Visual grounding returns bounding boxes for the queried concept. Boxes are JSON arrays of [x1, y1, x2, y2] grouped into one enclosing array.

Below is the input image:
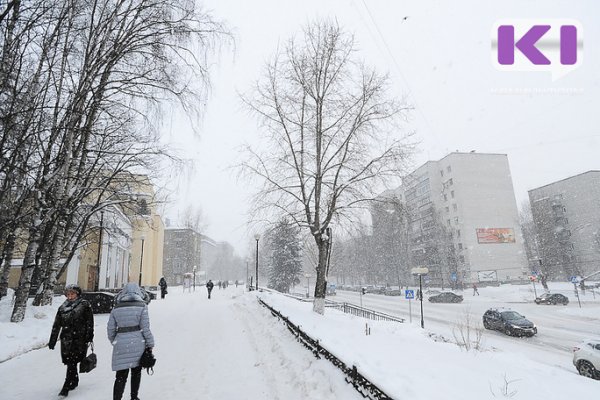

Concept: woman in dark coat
[[158, 276, 168, 299], [49, 284, 94, 397], [108, 282, 155, 400]]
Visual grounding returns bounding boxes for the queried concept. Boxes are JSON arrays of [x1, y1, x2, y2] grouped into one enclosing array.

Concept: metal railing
[[324, 302, 405, 323], [258, 299, 395, 400], [282, 291, 405, 323]]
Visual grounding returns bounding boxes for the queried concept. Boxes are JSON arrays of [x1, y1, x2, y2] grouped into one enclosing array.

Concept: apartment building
[[378, 152, 527, 284], [528, 171, 600, 279], [162, 227, 203, 286]]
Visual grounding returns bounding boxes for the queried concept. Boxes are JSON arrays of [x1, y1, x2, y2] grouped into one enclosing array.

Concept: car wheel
[[577, 360, 598, 379], [503, 326, 512, 336], [550, 299, 556, 305], [483, 320, 491, 329]]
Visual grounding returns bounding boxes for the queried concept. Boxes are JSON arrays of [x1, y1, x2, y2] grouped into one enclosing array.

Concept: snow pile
[[0, 289, 61, 362], [259, 290, 599, 399]]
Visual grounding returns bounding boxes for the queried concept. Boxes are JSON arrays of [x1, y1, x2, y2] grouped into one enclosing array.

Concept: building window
[[451, 190, 455, 198], [454, 217, 459, 224], [440, 170, 444, 177], [447, 219, 451, 226], [459, 255, 465, 263], [448, 178, 453, 185], [453, 204, 458, 212], [443, 194, 448, 201], [457, 229, 461, 238], [445, 206, 450, 213], [458, 243, 463, 250], [447, 165, 452, 173]]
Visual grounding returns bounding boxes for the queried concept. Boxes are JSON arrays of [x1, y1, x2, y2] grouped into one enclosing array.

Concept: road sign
[[450, 272, 457, 282], [570, 276, 580, 284], [405, 289, 415, 300]]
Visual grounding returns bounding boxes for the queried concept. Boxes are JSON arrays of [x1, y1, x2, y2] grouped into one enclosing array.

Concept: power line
[[354, 0, 440, 144]]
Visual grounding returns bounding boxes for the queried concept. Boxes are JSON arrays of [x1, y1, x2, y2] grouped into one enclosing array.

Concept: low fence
[[283, 292, 405, 323], [258, 298, 395, 400], [324, 302, 405, 323]]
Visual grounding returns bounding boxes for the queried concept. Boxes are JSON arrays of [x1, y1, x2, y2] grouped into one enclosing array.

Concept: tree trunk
[[0, 233, 16, 299], [11, 226, 41, 322], [312, 237, 330, 314], [38, 221, 65, 306]]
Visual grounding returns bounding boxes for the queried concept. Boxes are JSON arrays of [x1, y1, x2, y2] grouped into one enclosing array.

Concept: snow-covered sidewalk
[[0, 287, 361, 399]]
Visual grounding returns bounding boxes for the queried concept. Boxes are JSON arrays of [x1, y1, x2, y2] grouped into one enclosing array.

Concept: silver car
[[573, 339, 600, 379]]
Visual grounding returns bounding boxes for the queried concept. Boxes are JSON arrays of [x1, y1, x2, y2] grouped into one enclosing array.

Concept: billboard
[[478, 270, 498, 282], [476, 228, 515, 244]]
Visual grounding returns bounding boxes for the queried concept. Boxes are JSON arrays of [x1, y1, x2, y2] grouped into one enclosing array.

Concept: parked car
[[428, 292, 464, 303], [482, 308, 537, 337], [535, 293, 569, 305], [326, 284, 337, 296], [573, 339, 600, 379], [384, 288, 403, 296]]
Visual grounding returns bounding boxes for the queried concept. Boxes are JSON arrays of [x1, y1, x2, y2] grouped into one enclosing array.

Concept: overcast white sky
[[159, 0, 599, 255]]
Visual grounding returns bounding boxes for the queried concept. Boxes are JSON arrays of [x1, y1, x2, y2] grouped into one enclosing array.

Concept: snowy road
[[1, 287, 362, 400], [331, 285, 600, 366]]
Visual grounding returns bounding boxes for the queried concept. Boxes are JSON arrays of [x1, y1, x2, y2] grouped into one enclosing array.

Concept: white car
[[573, 339, 600, 379]]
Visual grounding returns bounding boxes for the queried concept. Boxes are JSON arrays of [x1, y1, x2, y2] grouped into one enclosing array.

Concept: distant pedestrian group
[[49, 282, 155, 399]]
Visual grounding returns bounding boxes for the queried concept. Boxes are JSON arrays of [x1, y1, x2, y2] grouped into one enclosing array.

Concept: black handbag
[[79, 343, 97, 373], [140, 347, 156, 375]]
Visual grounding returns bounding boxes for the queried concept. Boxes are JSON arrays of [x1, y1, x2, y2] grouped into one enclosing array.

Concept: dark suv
[[482, 308, 537, 337]]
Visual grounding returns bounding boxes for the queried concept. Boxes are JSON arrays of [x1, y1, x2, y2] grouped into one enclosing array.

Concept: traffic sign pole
[[574, 283, 582, 308], [405, 289, 415, 323]]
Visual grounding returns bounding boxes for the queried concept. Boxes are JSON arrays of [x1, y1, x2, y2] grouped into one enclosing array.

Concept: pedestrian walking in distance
[[108, 283, 155, 400], [206, 279, 214, 299], [473, 283, 479, 296], [158, 276, 168, 299], [49, 284, 94, 397]]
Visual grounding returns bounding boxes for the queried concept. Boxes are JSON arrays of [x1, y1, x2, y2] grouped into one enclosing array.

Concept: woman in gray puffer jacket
[[107, 283, 155, 400]]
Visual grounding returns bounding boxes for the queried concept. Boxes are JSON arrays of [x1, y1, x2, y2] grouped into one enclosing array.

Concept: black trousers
[[113, 366, 142, 400], [64, 363, 78, 389]]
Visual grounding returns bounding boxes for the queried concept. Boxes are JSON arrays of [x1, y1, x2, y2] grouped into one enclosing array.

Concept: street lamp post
[[245, 258, 249, 290], [138, 235, 145, 287], [411, 267, 429, 329], [254, 234, 260, 291], [193, 265, 197, 292], [305, 274, 311, 298], [94, 210, 104, 291]]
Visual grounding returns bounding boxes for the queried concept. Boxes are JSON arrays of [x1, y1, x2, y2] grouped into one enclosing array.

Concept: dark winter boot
[[58, 387, 69, 397]]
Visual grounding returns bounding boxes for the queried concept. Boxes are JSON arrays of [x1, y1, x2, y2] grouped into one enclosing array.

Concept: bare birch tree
[[1, 0, 228, 321], [242, 20, 413, 314]]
